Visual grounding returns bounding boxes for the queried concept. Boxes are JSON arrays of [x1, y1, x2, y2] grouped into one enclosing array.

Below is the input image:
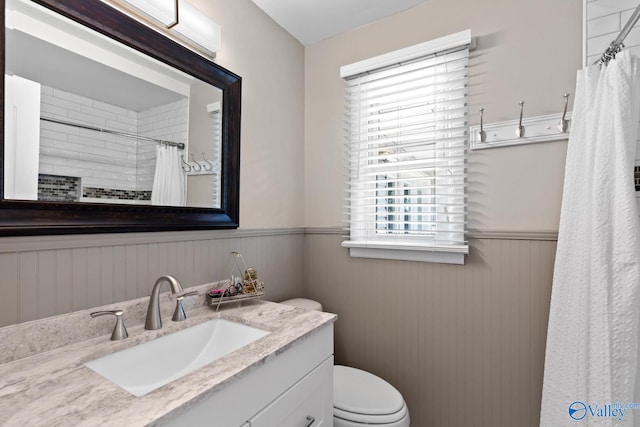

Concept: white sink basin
[[85, 318, 269, 396]]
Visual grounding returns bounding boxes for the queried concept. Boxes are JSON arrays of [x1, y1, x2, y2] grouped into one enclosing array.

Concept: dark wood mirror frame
[[0, 0, 241, 236]]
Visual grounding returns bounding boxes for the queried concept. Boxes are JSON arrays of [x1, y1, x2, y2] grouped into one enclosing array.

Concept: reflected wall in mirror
[[6, 0, 222, 208], [0, 0, 242, 235]]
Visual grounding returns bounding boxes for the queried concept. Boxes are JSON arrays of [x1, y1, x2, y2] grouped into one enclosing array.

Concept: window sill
[[341, 241, 467, 265]]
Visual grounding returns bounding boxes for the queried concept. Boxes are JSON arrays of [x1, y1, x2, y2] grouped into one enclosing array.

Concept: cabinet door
[[247, 356, 333, 427]]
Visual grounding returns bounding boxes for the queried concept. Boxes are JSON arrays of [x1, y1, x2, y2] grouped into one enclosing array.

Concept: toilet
[[280, 298, 410, 427]]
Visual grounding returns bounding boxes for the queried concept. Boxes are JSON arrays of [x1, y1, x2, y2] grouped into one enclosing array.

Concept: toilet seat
[[333, 365, 409, 425]]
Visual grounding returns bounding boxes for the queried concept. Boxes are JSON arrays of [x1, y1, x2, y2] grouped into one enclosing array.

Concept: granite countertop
[[0, 282, 336, 426]]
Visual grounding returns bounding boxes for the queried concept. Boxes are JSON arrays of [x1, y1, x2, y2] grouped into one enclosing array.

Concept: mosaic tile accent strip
[[636, 165, 640, 192], [83, 187, 151, 201], [38, 174, 80, 202]]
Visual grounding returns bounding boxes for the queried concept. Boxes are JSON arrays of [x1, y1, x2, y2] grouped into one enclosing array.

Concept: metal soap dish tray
[[206, 251, 264, 311]]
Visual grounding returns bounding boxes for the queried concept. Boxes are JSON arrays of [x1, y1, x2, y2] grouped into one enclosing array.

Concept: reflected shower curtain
[[540, 50, 640, 426], [151, 145, 185, 206]]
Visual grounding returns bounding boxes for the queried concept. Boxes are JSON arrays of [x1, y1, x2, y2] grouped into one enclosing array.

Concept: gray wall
[[305, 231, 557, 427], [304, 0, 582, 230]]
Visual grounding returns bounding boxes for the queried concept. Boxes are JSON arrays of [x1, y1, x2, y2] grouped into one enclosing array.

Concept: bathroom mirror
[[0, 0, 242, 235]]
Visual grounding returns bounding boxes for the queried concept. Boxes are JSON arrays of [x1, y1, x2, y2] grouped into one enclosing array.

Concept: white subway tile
[[40, 103, 68, 117], [48, 98, 85, 115], [588, 0, 640, 20], [67, 110, 107, 127], [40, 86, 54, 96], [40, 127, 72, 141], [588, 13, 621, 38], [620, 8, 640, 28], [51, 89, 92, 106], [587, 30, 622, 55], [104, 120, 137, 134], [38, 164, 54, 174], [621, 26, 640, 49], [91, 100, 131, 117], [79, 105, 118, 123]]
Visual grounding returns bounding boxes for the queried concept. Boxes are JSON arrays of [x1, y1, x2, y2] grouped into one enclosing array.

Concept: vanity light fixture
[[114, 0, 221, 57], [118, 0, 178, 28]]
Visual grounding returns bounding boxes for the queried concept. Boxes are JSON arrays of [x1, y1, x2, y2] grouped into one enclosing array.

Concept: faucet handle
[[90, 309, 129, 341], [172, 291, 199, 322]]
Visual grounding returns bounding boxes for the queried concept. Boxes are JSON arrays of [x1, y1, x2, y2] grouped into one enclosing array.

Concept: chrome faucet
[[145, 275, 184, 330]]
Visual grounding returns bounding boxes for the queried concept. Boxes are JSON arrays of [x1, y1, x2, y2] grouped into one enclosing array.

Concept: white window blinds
[[341, 31, 470, 264]]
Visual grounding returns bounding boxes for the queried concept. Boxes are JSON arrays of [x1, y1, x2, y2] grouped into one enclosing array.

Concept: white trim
[[582, 0, 587, 67], [345, 246, 465, 265], [0, 228, 306, 253], [342, 240, 467, 264], [306, 226, 560, 241], [340, 29, 471, 78], [0, 227, 559, 255], [342, 240, 468, 253]]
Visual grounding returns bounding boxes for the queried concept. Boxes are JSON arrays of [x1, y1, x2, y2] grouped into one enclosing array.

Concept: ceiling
[[249, 0, 432, 46]]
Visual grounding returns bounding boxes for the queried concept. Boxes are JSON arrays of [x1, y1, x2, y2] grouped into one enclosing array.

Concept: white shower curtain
[[540, 50, 640, 426], [151, 145, 185, 206]]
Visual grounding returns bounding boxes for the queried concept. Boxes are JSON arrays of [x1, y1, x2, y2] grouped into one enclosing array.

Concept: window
[[341, 30, 471, 264]]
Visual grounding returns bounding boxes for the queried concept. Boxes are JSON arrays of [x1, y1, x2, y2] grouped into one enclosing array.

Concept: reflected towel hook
[[516, 101, 525, 138], [202, 152, 214, 171], [181, 155, 191, 173], [190, 154, 202, 172], [478, 108, 486, 142], [558, 93, 570, 133]]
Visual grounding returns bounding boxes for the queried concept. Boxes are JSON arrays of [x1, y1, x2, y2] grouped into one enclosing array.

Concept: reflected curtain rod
[[40, 117, 186, 150], [594, 2, 640, 65]]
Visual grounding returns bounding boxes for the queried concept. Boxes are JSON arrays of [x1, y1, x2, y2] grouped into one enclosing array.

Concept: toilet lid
[[334, 365, 406, 422]]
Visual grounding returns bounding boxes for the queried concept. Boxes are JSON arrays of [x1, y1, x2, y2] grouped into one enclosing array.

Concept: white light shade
[[121, 0, 178, 28], [173, 0, 221, 56]]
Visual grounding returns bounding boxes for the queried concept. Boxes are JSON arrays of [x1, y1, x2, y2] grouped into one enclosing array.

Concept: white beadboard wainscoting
[[0, 228, 306, 327], [305, 229, 557, 427]]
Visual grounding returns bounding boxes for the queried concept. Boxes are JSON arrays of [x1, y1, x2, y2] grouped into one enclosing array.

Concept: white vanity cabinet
[[244, 357, 333, 427], [160, 323, 334, 427]]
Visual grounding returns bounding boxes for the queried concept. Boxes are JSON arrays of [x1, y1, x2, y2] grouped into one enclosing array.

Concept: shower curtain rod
[[594, 2, 640, 65], [40, 117, 186, 150]]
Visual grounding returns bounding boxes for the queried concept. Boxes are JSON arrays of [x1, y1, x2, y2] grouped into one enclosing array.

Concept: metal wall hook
[[515, 101, 525, 138], [478, 108, 486, 142], [201, 152, 214, 171], [558, 93, 570, 133], [181, 154, 191, 173], [190, 153, 202, 172]]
